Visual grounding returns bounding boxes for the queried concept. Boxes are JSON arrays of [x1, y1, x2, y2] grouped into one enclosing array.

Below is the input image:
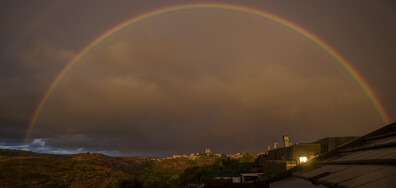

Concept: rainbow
[[25, 3, 390, 143]]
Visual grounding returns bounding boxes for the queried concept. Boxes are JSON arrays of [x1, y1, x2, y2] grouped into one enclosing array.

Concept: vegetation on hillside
[[0, 149, 151, 187], [179, 152, 255, 186], [0, 149, 255, 187]]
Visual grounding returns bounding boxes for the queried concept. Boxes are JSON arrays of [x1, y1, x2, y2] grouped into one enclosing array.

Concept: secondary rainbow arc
[[25, 3, 390, 143]]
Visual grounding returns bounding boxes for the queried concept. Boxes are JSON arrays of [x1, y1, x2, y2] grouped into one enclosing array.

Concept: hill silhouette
[[0, 149, 218, 187]]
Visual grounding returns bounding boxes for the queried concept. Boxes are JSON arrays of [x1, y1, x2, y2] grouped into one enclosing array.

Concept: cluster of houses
[[169, 152, 221, 160], [164, 147, 251, 161], [155, 147, 218, 161]]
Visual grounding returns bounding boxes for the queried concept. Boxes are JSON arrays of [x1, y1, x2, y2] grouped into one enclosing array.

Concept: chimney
[[273, 141, 278, 150], [283, 135, 290, 147], [267, 144, 271, 151]]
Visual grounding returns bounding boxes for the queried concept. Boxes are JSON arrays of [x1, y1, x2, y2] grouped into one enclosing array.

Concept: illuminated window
[[299, 156, 308, 163]]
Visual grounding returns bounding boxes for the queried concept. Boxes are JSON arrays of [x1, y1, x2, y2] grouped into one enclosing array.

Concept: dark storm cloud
[[0, 41, 74, 142], [1, 0, 395, 156]]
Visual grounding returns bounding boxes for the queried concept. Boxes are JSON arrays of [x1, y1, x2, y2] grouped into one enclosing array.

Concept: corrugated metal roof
[[337, 166, 396, 187], [267, 122, 396, 188], [333, 147, 396, 161], [269, 176, 328, 188]]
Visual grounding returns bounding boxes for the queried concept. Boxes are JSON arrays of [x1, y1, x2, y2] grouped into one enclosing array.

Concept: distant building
[[241, 166, 265, 183], [205, 147, 211, 154], [282, 135, 290, 147], [172, 154, 187, 158], [188, 153, 198, 160], [204, 171, 240, 186], [227, 152, 243, 159], [206, 170, 262, 186], [211, 171, 234, 180]]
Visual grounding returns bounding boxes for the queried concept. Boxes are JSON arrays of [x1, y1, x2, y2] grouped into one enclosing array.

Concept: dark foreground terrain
[[0, 149, 241, 187]]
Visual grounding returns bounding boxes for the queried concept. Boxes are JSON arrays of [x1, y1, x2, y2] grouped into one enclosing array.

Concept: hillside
[[0, 149, 218, 187]]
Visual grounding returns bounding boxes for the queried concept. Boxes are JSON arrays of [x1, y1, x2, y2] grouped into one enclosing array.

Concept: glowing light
[[299, 156, 308, 163]]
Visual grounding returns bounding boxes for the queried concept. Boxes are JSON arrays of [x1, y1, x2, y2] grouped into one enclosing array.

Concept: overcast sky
[[0, 0, 395, 156]]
